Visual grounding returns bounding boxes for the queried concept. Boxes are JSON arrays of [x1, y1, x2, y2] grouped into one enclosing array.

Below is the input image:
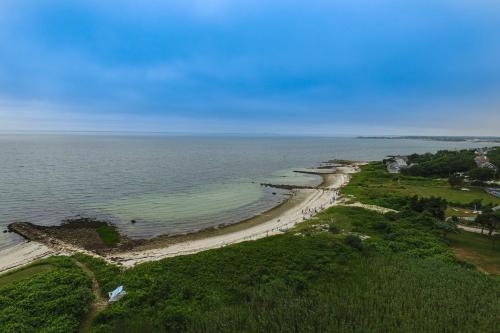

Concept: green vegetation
[[0, 257, 94, 333], [475, 208, 500, 236], [403, 149, 475, 177], [96, 225, 120, 246], [469, 167, 496, 183], [448, 173, 464, 187], [487, 147, 500, 169], [0, 264, 55, 288], [343, 162, 500, 209], [67, 204, 499, 332], [4, 150, 500, 332]]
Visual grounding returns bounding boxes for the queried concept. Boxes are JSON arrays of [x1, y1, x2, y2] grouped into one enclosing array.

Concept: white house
[[386, 156, 408, 173]]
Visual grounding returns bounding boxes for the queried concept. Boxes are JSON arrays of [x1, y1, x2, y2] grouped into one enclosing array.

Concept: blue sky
[[0, 0, 499, 135]]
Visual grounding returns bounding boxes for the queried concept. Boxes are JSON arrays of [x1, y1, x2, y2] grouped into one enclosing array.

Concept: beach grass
[[97, 225, 120, 246]]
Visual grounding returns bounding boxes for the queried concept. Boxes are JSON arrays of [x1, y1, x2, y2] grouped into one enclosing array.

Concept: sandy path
[[341, 202, 398, 214], [458, 225, 498, 235], [111, 172, 351, 267]]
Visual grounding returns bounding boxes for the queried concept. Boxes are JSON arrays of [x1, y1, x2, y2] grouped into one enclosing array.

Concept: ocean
[[0, 134, 495, 249]]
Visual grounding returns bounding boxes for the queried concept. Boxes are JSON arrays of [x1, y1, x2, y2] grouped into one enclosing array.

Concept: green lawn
[[343, 162, 500, 209], [448, 231, 500, 275], [398, 183, 499, 206]]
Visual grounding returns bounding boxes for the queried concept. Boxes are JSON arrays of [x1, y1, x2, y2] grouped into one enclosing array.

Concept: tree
[[468, 168, 495, 183], [475, 209, 500, 236], [436, 218, 459, 237], [408, 195, 447, 220], [402, 150, 475, 178], [448, 174, 464, 188], [486, 211, 500, 237], [470, 199, 483, 211]]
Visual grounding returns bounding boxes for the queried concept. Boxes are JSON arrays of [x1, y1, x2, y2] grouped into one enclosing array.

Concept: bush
[[0, 257, 93, 333], [448, 174, 464, 187], [344, 235, 363, 250], [328, 223, 341, 234]]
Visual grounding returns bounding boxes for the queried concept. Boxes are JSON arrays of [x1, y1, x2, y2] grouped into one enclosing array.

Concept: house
[[108, 286, 127, 303], [474, 149, 498, 171], [475, 156, 497, 170], [385, 156, 408, 174]]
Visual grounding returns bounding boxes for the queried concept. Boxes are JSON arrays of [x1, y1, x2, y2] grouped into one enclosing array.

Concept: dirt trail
[[75, 260, 108, 333]]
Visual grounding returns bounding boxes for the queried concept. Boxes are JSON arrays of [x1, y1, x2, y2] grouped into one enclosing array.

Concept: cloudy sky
[[0, 0, 499, 135]]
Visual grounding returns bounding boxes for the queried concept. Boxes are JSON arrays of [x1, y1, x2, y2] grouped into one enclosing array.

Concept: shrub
[[328, 223, 341, 234], [344, 235, 363, 250]]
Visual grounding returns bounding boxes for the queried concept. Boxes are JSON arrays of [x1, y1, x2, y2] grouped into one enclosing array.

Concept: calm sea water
[[0, 134, 495, 249]]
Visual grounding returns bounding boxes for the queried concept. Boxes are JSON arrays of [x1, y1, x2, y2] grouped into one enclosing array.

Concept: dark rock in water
[[272, 192, 277, 195], [2, 229, 7, 233], [261, 183, 316, 190], [131, 220, 137, 224]]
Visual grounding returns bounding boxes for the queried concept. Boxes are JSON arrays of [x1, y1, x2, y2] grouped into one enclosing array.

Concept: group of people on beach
[[299, 190, 340, 221]]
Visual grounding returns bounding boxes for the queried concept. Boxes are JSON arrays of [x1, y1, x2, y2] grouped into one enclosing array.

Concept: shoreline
[[110, 165, 357, 267], [129, 167, 343, 251], [0, 164, 359, 273]]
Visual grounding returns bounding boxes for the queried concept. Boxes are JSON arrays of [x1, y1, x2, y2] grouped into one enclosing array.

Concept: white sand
[[0, 242, 54, 273], [0, 165, 357, 273], [342, 202, 398, 214]]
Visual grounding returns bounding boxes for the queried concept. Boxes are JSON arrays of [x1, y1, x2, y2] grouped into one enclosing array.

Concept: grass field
[[343, 162, 500, 209], [448, 231, 500, 275]]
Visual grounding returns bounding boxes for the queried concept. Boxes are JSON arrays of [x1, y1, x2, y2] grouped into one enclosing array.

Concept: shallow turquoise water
[[0, 134, 495, 249]]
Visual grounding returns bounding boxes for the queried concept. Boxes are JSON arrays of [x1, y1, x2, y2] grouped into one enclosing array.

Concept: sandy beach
[[0, 242, 55, 273], [0, 164, 358, 273], [110, 166, 356, 267]]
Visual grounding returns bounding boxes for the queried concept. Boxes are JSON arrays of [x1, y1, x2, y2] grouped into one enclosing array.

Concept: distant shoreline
[[357, 135, 500, 143]]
